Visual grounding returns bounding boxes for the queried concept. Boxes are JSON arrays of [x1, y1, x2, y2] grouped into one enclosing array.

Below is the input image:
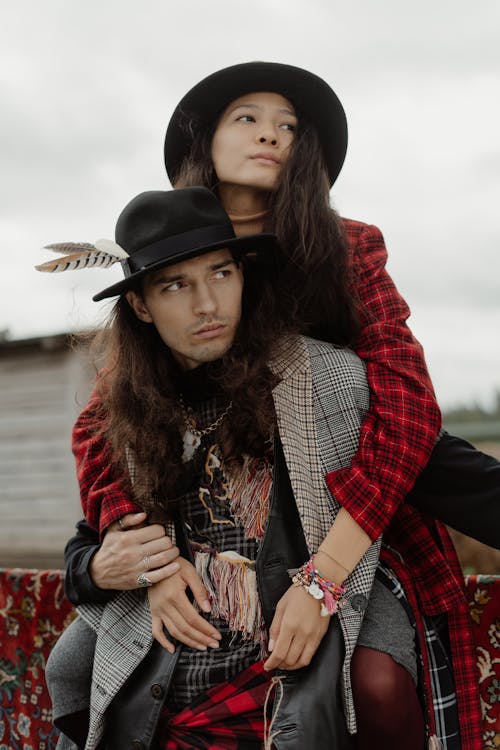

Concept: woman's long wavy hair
[[90, 253, 292, 518], [174, 111, 361, 345]]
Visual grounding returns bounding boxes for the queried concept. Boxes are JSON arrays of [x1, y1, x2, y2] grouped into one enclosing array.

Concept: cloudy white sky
[[1, 0, 499, 410]]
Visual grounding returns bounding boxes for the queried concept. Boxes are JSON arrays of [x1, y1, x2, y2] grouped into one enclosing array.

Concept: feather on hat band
[[36, 239, 128, 274]]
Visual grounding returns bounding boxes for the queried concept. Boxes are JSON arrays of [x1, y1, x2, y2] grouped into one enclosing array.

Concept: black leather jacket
[[64, 439, 353, 749]]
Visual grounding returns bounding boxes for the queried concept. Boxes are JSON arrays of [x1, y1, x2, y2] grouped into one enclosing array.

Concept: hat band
[[126, 223, 236, 274]]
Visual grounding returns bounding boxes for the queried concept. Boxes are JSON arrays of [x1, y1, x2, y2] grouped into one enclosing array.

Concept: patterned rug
[[0, 569, 75, 750], [0, 568, 498, 749], [466, 575, 500, 749]]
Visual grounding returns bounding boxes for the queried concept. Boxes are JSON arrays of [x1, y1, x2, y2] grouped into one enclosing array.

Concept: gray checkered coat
[[78, 335, 380, 747]]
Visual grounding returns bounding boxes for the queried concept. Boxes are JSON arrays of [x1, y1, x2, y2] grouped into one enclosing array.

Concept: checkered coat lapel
[[270, 336, 381, 732], [77, 590, 154, 749]]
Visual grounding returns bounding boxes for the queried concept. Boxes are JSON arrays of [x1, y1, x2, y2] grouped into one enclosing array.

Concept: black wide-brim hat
[[93, 187, 278, 301], [165, 61, 348, 187]]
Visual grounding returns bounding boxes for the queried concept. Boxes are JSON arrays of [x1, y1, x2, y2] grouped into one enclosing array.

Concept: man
[[42, 187, 480, 749]]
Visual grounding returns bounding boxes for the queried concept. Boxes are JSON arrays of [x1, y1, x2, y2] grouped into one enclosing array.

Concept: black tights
[[351, 646, 426, 750]]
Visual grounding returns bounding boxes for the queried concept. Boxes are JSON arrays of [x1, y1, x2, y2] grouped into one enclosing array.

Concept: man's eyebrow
[[148, 258, 236, 285], [149, 271, 185, 286], [209, 258, 237, 271]]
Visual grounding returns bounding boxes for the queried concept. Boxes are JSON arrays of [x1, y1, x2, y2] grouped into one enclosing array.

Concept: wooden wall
[[0, 336, 92, 568]]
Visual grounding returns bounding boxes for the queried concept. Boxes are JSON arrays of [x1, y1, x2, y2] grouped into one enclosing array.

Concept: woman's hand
[[148, 557, 222, 653], [263, 584, 330, 671], [89, 512, 180, 590]]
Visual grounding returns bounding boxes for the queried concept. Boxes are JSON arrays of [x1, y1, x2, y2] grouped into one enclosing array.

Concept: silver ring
[[142, 555, 151, 569], [118, 518, 126, 530], [137, 573, 153, 588]]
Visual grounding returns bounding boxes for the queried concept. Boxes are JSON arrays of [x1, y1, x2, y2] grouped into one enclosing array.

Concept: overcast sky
[[1, 0, 499, 410]]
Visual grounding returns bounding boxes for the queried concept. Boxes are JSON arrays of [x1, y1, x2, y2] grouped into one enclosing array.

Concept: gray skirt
[[357, 577, 418, 683]]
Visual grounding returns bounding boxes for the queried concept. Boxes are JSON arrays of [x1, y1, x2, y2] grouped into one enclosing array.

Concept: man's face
[[126, 248, 244, 371]]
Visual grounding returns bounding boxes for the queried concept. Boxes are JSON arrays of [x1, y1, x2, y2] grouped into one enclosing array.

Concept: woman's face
[[211, 91, 297, 193]]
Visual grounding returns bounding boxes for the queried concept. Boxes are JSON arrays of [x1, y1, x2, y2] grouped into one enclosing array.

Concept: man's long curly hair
[[174, 111, 361, 345], [89, 253, 291, 518]]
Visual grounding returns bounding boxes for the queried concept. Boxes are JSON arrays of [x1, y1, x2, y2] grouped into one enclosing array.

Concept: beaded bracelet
[[291, 557, 346, 617]]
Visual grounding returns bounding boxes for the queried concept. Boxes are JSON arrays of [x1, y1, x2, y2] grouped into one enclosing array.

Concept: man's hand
[[263, 585, 330, 671], [89, 512, 180, 590], [148, 557, 222, 653]]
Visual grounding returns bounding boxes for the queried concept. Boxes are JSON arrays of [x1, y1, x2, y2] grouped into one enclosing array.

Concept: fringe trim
[[264, 675, 284, 750], [194, 549, 264, 643], [226, 454, 272, 538], [428, 736, 444, 750], [194, 551, 218, 608]]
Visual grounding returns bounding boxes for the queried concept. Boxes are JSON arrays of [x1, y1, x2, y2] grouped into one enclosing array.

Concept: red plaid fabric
[[324, 221, 481, 744], [381, 516, 483, 749], [157, 660, 271, 749], [72, 397, 139, 535], [326, 220, 441, 540]]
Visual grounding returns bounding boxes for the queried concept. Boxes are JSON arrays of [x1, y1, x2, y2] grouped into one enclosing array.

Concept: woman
[[61, 63, 488, 748]]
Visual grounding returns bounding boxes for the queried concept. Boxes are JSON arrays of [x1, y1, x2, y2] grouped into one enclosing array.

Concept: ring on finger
[[137, 572, 153, 588], [118, 517, 127, 530]]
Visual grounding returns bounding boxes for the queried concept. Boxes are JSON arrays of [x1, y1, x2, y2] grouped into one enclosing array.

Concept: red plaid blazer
[[326, 219, 441, 539]]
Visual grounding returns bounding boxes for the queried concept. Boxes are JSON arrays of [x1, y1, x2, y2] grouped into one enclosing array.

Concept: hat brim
[[92, 232, 278, 301], [165, 61, 347, 187]]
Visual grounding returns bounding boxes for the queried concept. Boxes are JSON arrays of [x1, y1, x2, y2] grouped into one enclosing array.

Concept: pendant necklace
[[180, 396, 233, 462]]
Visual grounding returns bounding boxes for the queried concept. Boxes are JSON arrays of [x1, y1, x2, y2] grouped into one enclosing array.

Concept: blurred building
[[0, 333, 92, 568]]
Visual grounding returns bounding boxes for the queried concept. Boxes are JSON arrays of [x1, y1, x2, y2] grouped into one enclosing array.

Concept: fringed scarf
[[193, 445, 272, 647]]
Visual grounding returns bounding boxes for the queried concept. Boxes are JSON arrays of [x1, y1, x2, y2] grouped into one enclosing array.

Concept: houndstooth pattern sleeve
[[77, 589, 155, 749], [270, 336, 381, 732]]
